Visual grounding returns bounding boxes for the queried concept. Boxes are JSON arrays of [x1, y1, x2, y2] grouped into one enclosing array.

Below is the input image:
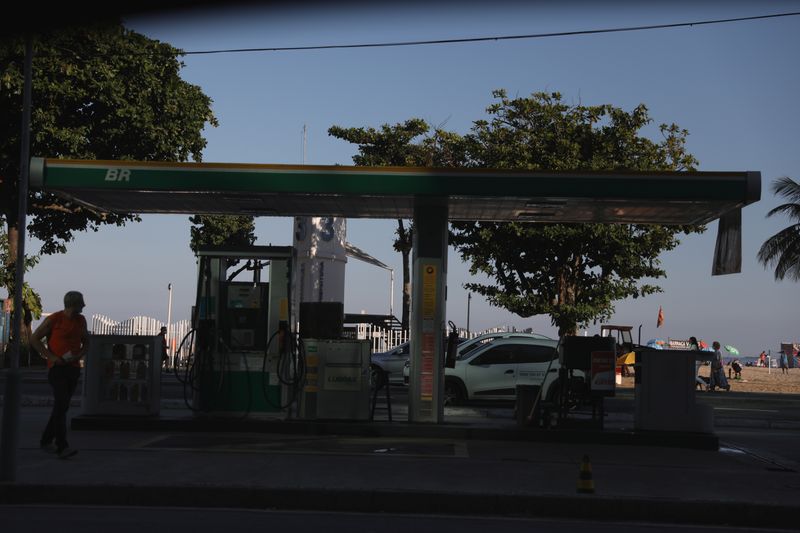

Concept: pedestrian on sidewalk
[[158, 326, 169, 371], [30, 291, 89, 459], [708, 341, 730, 392]]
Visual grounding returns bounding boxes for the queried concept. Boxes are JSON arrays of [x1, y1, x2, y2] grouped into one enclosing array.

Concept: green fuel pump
[[185, 245, 302, 416]]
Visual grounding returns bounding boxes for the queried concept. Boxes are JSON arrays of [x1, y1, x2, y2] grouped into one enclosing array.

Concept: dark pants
[[41, 365, 81, 451]]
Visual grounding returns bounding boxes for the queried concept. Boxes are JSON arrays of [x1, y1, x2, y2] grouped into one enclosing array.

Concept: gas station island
[[30, 157, 760, 431]]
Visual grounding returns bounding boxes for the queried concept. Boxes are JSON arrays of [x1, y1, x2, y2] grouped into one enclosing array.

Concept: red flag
[[657, 306, 664, 328]]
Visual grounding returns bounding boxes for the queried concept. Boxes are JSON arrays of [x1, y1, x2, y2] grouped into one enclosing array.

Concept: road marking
[[715, 407, 779, 412], [721, 442, 798, 472]]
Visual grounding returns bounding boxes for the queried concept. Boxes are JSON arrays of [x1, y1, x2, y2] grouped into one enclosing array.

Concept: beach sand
[[618, 366, 800, 395]]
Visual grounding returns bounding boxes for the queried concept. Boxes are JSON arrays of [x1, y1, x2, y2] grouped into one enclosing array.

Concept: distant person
[[157, 326, 168, 370], [688, 336, 707, 391], [731, 359, 743, 380], [759, 351, 767, 367], [709, 341, 730, 392], [30, 291, 89, 459], [779, 351, 789, 374]]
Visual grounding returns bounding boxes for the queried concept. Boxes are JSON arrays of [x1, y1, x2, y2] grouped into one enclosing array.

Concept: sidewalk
[[1, 404, 798, 529]]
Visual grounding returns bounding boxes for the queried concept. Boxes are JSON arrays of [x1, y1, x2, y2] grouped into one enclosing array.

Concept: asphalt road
[[2, 506, 793, 533]]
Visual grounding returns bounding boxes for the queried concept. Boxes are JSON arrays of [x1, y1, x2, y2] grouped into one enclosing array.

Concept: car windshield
[[456, 333, 556, 360], [458, 335, 509, 359]]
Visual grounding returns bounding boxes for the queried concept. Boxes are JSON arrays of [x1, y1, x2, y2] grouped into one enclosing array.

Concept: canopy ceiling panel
[[30, 158, 760, 224]]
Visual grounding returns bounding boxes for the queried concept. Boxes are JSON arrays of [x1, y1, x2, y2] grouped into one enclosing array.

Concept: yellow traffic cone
[[577, 454, 595, 494]]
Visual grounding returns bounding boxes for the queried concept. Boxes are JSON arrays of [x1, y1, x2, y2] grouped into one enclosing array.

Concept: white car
[[403, 333, 563, 404]]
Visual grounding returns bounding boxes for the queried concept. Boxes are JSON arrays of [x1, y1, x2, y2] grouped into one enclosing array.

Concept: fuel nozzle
[[278, 320, 289, 355]]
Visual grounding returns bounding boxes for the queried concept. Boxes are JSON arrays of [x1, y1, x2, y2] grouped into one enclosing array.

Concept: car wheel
[[444, 378, 465, 406], [370, 364, 387, 390], [545, 380, 561, 403]]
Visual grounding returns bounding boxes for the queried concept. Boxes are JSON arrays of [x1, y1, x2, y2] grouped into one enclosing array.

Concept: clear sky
[[24, 0, 800, 357]]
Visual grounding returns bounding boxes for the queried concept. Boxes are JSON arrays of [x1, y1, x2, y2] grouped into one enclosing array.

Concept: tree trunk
[[395, 219, 413, 331], [402, 249, 411, 330], [4, 221, 18, 300], [555, 267, 578, 338]]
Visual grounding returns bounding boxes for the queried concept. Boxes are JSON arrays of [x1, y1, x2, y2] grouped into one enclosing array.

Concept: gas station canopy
[[30, 158, 760, 224]]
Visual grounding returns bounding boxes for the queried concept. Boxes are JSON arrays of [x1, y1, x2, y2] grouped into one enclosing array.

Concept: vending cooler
[[82, 334, 161, 416]]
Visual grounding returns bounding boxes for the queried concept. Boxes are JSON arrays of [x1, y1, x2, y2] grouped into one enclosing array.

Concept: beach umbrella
[[724, 345, 740, 355]]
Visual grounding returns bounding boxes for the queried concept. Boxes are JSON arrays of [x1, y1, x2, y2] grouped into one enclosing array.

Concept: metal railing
[[355, 323, 409, 353]]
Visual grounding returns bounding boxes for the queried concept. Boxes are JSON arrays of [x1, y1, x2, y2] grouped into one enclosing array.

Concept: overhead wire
[[23, 11, 799, 66], [176, 12, 800, 56]]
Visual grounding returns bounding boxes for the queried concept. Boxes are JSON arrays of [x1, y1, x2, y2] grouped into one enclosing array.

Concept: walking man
[[30, 291, 89, 459], [157, 326, 169, 371]]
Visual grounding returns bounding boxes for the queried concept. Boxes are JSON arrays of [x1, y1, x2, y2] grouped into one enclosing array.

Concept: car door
[[384, 342, 410, 380], [514, 343, 559, 389], [464, 344, 517, 399]]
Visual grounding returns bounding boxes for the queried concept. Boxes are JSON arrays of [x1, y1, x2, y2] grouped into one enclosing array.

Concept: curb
[[0, 483, 794, 529], [5, 395, 800, 434], [68, 414, 720, 450]]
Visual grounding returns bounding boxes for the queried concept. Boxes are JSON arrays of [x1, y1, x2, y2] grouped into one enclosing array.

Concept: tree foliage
[[757, 176, 800, 281], [0, 23, 217, 306], [328, 120, 434, 329], [0, 234, 41, 318], [189, 215, 256, 254], [448, 90, 704, 336]]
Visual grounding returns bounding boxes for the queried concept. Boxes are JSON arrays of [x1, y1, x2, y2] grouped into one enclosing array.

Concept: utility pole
[[466, 292, 471, 334], [389, 269, 395, 318], [302, 124, 307, 165], [1, 36, 33, 482], [166, 283, 173, 361]]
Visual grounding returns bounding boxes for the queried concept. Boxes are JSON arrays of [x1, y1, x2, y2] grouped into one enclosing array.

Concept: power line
[[179, 11, 800, 56]]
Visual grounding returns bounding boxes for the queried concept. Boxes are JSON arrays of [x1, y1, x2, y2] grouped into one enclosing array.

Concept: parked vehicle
[[372, 334, 472, 385], [370, 341, 410, 385], [402, 332, 564, 405]]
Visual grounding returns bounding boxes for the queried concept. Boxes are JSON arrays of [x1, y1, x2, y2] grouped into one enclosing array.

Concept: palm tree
[[757, 176, 800, 281]]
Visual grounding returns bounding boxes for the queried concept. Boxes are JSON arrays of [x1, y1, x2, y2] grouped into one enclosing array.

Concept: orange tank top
[[47, 311, 86, 368]]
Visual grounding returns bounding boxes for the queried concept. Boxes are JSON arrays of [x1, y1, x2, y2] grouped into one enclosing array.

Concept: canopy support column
[[408, 200, 448, 423]]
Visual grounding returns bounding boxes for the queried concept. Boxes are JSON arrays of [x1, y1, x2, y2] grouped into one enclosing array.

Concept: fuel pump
[[182, 245, 301, 417]]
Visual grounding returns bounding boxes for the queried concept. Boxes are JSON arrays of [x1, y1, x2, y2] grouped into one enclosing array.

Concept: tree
[[757, 176, 800, 281], [189, 215, 257, 254], [448, 90, 703, 336], [0, 24, 217, 312], [328, 120, 433, 330]]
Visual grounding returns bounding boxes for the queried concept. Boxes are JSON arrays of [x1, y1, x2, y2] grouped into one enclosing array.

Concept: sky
[[22, 0, 800, 357]]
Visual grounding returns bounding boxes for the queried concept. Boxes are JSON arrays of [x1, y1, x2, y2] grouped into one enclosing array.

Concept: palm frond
[[771, 176, 800, 203], [757, 224, 800, 281], [766, 203, 800, 221]]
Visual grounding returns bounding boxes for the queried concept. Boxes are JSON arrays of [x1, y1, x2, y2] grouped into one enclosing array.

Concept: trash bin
[[515, 384, 541, 427]]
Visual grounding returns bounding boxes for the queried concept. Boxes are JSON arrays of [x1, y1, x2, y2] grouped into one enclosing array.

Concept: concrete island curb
[[4, 394, 798, 434], [67, 415, 721, 450], [0, 484, 795, 529]]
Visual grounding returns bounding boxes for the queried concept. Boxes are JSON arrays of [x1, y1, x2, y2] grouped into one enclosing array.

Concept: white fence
[[91, 314, 192, 358], [356, 323, 409, 353], [352, 323, 537, 354], [88, 315, 531, 361]]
